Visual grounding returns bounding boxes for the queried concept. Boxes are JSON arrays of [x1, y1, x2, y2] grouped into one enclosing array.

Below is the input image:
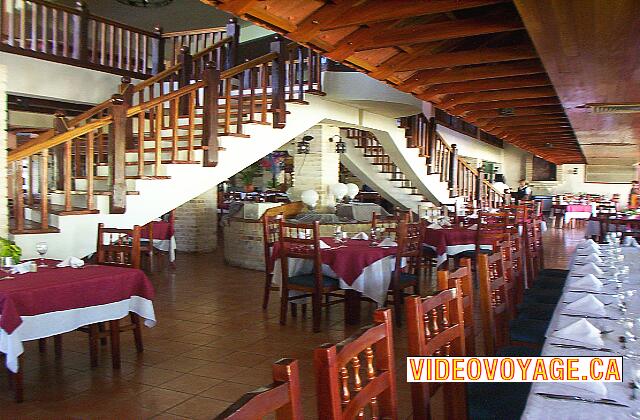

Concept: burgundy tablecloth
[[566, 204, 592, 213], [424, 227, 478, 256], [0, 261, 155, 334], [141, 221, 174, 240], [272, 238, 398, 285]]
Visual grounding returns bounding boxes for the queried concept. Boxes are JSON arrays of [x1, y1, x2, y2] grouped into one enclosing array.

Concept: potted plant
[[0, 238, 22, 265], [238, 164, 260, 193]]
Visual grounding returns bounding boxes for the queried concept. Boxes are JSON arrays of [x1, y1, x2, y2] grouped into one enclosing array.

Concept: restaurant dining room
[[1, 0, 640, 418]]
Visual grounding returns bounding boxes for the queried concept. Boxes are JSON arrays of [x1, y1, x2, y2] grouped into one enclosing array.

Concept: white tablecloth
[[0, 297, 156, 373], [564, 204, 597, 223], [272, 256, 404, 306], [521, 246, 640, 419], [141, 236, 176, 262]]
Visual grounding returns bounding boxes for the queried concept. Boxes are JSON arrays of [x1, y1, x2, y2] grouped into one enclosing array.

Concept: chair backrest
[[263, 214, 283, 271], [405, 282, 467, 420], [522, 220, 539, 284], [371, 213, 401, 240], [393, 221, 424, 275], [477, 251, 511, 356], [314, 309, 397, 419], [437, 257, 475, 355], [215, 358, 303, 420], [96, 223, 141, 269], [279, 220, 322, 288]]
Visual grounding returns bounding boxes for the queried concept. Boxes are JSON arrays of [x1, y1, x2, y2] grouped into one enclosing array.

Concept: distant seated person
[[630, 180, 640, 209], [492, 174, 510, 195], [514, 179, 532, 204]]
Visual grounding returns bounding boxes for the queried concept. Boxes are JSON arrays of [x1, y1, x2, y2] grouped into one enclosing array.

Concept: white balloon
[[346, 183, 359, 199], [301, 190, 319, 207], [330, 183, 348, 200]]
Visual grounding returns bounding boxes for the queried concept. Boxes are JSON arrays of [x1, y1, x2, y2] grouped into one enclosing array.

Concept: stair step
[[50, 189, 140, 196], [25, 203, 99, 216], [10, 218, 60, 234], [73, 174, 170, 180], [124, 160, 200, 166], [370, 162, 393, 166], [363, 154, 390, 158]]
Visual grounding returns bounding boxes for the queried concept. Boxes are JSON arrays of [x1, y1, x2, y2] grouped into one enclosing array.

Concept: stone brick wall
[[0, 66, 8, 238], [173, 187, 218, 252]]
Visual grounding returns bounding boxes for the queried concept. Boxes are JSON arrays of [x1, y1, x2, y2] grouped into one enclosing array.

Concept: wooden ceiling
[[515, 0, 640, 167], [201, 0, 585, 164]]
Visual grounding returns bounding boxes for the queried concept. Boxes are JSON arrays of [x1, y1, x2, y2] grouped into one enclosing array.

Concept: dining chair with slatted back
[[388, 221, 423, 326], [522, 221, 539, 287], [508, 232, 526, 306], [314, 308, 398, 419], [498, 233, 518, 318], [405, 280, 467, 420], [262, 214, 283, 309], [477, 251, 511, 356], [215, 358, 303, 420], [371, 212, 400, 240], [437, 257, 475, 355], [279, 220, 342, 333]]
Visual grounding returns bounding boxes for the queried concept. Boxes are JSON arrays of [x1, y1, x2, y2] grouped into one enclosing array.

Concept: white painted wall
[[437, 125, 503, 164], [503, 143, 530, 188]]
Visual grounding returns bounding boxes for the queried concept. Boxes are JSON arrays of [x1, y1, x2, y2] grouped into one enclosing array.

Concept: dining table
[[141, 220, 176, 263], [0, 259, 156, 400], [423, 226, 491, 265], [271, 237, 404, 324], [521, 243, 640, 419]]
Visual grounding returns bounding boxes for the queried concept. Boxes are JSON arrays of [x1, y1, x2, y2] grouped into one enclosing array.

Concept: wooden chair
[[522, 220, 540, 287], [314, 308, 398, 419], [477, 251, 511, 356], [215, 358, 303, 420], [388, 221, 423, 326], [437, 257, 475, 355], [262, 214, 283, 309], [278, 220, 343, 333], [405, 281, 467, 420], [90, 223, 145, 368]]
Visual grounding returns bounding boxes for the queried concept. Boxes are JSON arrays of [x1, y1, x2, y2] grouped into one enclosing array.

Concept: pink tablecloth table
[[0, 261, 156, 373], [271, 237, 401, 306], [141, 221, 176, 262], [424, 227, 492, 265], [563, 204, 597, 222]]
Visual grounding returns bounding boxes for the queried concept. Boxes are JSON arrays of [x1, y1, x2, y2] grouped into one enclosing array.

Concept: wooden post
[[270, 35, 287, 129], [120, 76, 134, 150], [201, 62, 220, 167], [40, 150, 49, 230], [225, 17, 240, 70], [53, 111, 68, 191], [475, 166, 484, 204], [72, 1, 89, 63], [151, 25, 165, 74], [426, 116, 436, 174], [448, 144, 458, 197], [177, 45, 192, 115], [108, 94, 127, 214]]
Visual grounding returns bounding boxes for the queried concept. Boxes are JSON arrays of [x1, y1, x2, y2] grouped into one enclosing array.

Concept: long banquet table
[[521, 244, 640, 419]]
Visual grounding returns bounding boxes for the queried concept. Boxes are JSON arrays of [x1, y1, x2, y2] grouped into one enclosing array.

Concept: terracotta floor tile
[[136, 387, 192, 412], [199, 380, 258, 402], [166, 395, 231, 419], [152, 356, 211, 373], [158, 374, 223, 395]]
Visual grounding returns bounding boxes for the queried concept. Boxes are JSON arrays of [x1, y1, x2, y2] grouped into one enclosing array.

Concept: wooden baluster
[[108, 94, 127, 214], [72, 0, 88, 63], [270, 35, 286, 128], [287, 47, 294, 101], [202, 62, 220, 167], [141, 34, 148, 74], [352, 356, 365, 418], [126, 29, 131, 71], [297, 46, 304, 102], [120, 77, 134, 150], [117, 27, 123, 69], [99, 22, 105, 65], [41, 4, 48, 53], [427, 117, 436, 174], [307, 47, 313, 92], [4, 0, 14, 46], [108, 24, 114, 66], [29, 0, 35, 51], [171, 98, 179, 162], [223, 77, 232, 134], [260, 63, 268, 124], [315, 51, 322, 92], [137, 110, 144, 178], [423, 312, 431, 340], [18, 0, 25, 49], [85, 132, 94, 210], [90, 19, 97, 62], [177, 45, 192, 115], [14, 161, 24, 231], [340, 367, 350, 407], [154, 103, 162, 175], [27, 155, 34, 206], [365, 347, 379, 419], [74, 135, 81, 180], [63, 140, 72, 212], [39, 150, 49, 229], [187, 91, 195, 162], [225, 17, 239, 70], [476, 167, 483, 205], [236, 69, 244, 135], [248, 67, 256, 122], [133, 32, 139, 72], [52, 111, 68, 191]]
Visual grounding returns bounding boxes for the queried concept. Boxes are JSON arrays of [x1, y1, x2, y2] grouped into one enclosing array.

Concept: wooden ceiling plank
[[450, 97, 560, 112], [437, 86, 556, 108], [465, 105, 564, 119], [286, 1, 357, 43], [322, 0, 510, 30], [421, 74, 550, 99], [216, 0, 260, 15]]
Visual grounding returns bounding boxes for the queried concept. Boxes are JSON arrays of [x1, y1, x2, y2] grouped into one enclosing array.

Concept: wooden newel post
[[53, 111, 68, 191], [427, 116, 436, 174], [108, 94, 127, 214], [225, 18, 240, 70], [72, 1, 89, 63], [448, 144, 458, 197], [177, 45, 193, 115], [120, 76, 134, 149], [151, 25, 165, 74], [201, 62, 220, 167], [475, 166, 484, 204], [270, 35, 287, 129]]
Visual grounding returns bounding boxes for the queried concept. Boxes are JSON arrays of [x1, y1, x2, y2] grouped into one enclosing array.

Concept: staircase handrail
[[161, 26, 227, 38]]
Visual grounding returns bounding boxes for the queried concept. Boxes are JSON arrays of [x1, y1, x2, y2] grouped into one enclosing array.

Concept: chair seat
[[457, 248, 492, 258], [467, 381, 531, 420], [538, 268, 569, 277], [523, 287, 563, 304], [288, 274, 339, 289], [398, 272, 418, 286], [496, 345, 540, 357], [531, 275, 566, 289], [509, 318, 548, 344], [517, 303, 556, 321]]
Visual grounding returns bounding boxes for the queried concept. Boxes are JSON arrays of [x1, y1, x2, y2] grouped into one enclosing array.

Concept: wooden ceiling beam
[[321, 0, 510, 30], [437, 86, 556, 108], [478, 116, 568, 128], [395, 45, 538, 72], [215, 0, 260, 15], [450, 97, 561, 113], [465, 105, 565, 120], [421, 74, 550, 100], [286, 2, 361, 43]]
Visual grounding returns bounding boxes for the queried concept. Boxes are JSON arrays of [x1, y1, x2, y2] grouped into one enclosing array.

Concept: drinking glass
[[35, 242, 48, 267]]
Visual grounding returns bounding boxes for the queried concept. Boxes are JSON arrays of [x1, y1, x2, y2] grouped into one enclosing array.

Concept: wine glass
[[35, 242, 48, 267]]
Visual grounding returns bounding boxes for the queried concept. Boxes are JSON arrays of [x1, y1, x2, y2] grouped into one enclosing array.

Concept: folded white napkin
[[583, 254, 603, 264], [427, 223, 442, 230], [623, 236, 634, 247], [468, 224, 478, 230], [573, 262, 603, 276], [568, 273, 603, 291], [319, 240, 331, 249], [377, 238, 397, 247], [56, 256, 85, 268], [552, 319, 604, 347], [565, 294, 606, 315], [352, 232, 369, 240], [10, 261, 32, 274], [632, 238, 640, 248], [579, 243, 601, 255]]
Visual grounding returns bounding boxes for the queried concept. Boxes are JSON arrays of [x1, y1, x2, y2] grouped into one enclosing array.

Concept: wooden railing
[[400, 114, 504, 206], [8, 36, 324, 233], [0, 0, 230, 78]]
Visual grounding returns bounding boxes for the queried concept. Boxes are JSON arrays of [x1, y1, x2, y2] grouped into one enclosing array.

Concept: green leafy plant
[[266, 178, 280, 189], [0, 238, 22, 264], [238, 164, 261, 186]]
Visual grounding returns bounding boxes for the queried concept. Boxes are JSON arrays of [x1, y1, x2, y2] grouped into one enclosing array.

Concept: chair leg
[[279, 287, 288, 326], [98, 323, 107, 346], [54, 335, 63, 359], [312, 292, 321, 333], [38, 338, 46, 353], [262, 274, 272, 310], [290, 302, 298, 317], [130, 313, 144, 353], [109, 320, 121, 369], [393, 289, 403, 327], [88, 324, 99, 368], [11, 358, 23, 403]]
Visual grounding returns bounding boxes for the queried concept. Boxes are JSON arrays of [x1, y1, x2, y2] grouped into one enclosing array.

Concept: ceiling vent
[[584, 103, 640, 114], [498, 107, 515, 116]]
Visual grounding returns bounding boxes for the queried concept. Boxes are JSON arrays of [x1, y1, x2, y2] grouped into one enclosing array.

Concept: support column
[[291, 125, 340, 212], [174, 187, 218, 252]]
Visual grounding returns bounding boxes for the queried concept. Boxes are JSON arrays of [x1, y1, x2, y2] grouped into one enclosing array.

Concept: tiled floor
[[1, 225, 585, 419]]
